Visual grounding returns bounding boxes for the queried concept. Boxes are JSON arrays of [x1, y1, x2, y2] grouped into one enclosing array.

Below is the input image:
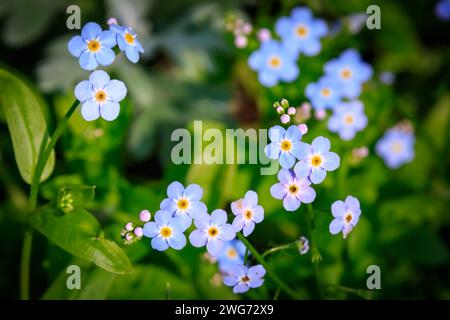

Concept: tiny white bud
[[107, 17, 118, 25], [280, 114, 290, 124], [287, 107, 296, 115], [125, 222, 134, 231], [235, 35, 247, 48], [139, 210, 151, 222], [134, 227, 143, 238], [298, 123, 308, 135]]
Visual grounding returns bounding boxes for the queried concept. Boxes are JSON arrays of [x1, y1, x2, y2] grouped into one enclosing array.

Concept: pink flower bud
[[257, 28, 271, 42], [125, 222, 134, 231], [276, 106, 284, 114], [242, 22, 252, 34], [298, 124, 308, 135], [107, 17, 118, 25], [125, 233, 133, 241], [134, 227, 143, 238], [315, 109, 327, 120], [139, 209, 151, 222], [235, 35, 247, 48], [301, 102, 311, 113], [287, 107, 296, 115], [280, 114, 290, 124]]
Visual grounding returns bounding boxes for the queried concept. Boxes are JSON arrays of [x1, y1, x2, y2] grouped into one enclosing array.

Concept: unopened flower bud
[[125, 222, 134, 231], [273, 101, 280, 108], [280, 114, 290, 124], [276, 106, 284, 114], [242, 22, 252, 34], [139, 210, 151, 222], [287, 107, 296, 115], [235, 35, 247, 48], [125, 233, 133, 241], [107, 17, 118, 25], [280, 99, 289, 108], [315, 109, 327, 120], [134, 227, 143, 238], [257, 28, 271, 42], [298, 123, 308, 135]]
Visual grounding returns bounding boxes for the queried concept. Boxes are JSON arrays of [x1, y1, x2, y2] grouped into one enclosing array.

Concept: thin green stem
[[237, 233, 301, 299], [19, 100, 79, 300], [261, 244, 291, 259], [273, 287, 281, 300]]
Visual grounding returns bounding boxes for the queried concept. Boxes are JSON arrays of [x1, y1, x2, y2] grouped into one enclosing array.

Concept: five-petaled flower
[[305, 76, 344, 110], [223, 264, 266, 294], [189, 210, 236, 256], [231, 190, 264, 237], [270, 168, 316, 211], [275, 7, 328, 56], [110, 23, 145, 63], [68, 22, 117, 70], [160, 182, 207, 228], [294, 136, 340, 184], [248, 40, 299, 87], [265, 125, 308, 169], [74, 70, 127, 121], [375, 127, 415, 169], [217, 240, 246, 273], [328, 100, 368, 140], [143, 210, 189, 251], [329, 196, 361, 239]]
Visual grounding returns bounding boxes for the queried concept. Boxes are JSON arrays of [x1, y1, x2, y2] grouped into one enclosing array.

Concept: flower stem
[[261, 244, 291, 259], [237, 233, 301, 299], [19, 100, 79, 300]]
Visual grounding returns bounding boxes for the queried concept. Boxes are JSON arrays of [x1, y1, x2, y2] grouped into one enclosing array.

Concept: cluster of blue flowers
[[68, 20, 144, 121], [306, 49, 372, 141], [248, 7, 328, 87], [138, 182, 266, 294]]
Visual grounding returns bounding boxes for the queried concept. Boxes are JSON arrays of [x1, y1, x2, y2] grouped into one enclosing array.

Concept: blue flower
[[189, 210, 236, 257], [248, 40, 299, 87], [265, 125, 308, 169], [327, 100, 368, 140], [375, 127, 415, 169], [275, 7, 328, 56], [68, 22, 116, 70], [294, 136, 340, 184], [329, 196, 361, 239], [74, 70, 127, 121], [270, 168, 316, 212], [160, 182, 207, 228], [435, 0, 450, 21], [110, 24, 144, 63], [231, 190, 264, 237], [305, 76, 344, 110], [143, 210, 188, 251], [324, 49, 373, 99], [217, 240, 246, 273], [223, 264, 266, 294]]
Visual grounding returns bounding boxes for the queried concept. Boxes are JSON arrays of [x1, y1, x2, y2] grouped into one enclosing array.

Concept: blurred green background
[[0, 0, 449, 299]]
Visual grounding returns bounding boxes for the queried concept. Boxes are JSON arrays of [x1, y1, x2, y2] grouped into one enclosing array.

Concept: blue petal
[[279, 62, 299, 82], [345, 196, 360, 212], [167, 232, 186, 250], [184, 184, 203, 201], [323, 152, 340, 171], [312, 19, 328, 37], [135, 39, 144, 53], [193, 213, 210, 229], [233, 283, 249, 294], [310, 167, 326, 184], [151, 237, 169, 251], [160, 198, 175, 212], [80, 100, 100, 121], [74, 80, 93, 102], [68, 36, 86, 57], [279, 152, 296, 169], [232, 216, 245, 232], [243, 190, 258, 207], [302, 39, 321, 56], [283, 195, 301, 211], [100, 100, 120, 121], [311, 136, 331, 153], [89, 70, 110, 89], [291, 7, 313, 21], [329, 218, 344, 235], [79, 51, 98, 70], [187, 200, 207, 219], [105, 79, 127, 102], [258, 71, 278, 87], [98, 30, 116, 48], [265, 142, 281, 159], [167, 181, 184, 199], [220, 224, 236, 241], [298, 186, 316, 203], [277, 168, 293, 184], [294, 160, 311, 179], [96, 47, 115, 66], [154, 210, 172, 226], [248, 264, 266, 278], [248, 50, 264, 70], [275, 16, 291, 36], [189, 229, 208, 247], [248, 278, 264, 288], [223, 275, 238, 286], [242, 222, 255, 237], [253, 206, 264, 223], [286, 125, 302, 141], [291, 141, 309, 160], [81, 22, 102, 40], [142, 222, 159, 238], [117, 34, 127, 51], [331, 200, 346, 217], [207, 238, 224, 257], [211, 209, 227, 226], [173, 214, 192, 230], [269, 125, 286, 142], [125, 45, 139, 63], [270, 183, 287, 200]]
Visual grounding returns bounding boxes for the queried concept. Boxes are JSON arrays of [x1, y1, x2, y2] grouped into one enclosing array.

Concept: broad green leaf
[[29, 205, 133, 274], [0, 68, 55, 184]]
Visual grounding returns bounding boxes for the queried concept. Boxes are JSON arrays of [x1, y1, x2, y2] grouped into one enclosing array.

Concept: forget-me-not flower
[[160, 182, 207, 228], [305, 76, 344, 110], [217, 240, 246, 273], [143, 210, 188, 251], [324, 49, 373, 99], [265, 125, 308, 169], [223, 264, 266, 294], [329, 196, 361, 239], [375, 127, 415, 169], [231, 190, 264, 237], [189, 210, 236, 257], [435, 0, 450, 21], [294, 136, 340, 184], [68, 22, 116, 70], [270, 168, 316, 211], [327, 100, 368, 140], [275, 7, 328, 56], [248, 40, 299, 87], [110, 23, 144, 63], [74, 70, 127, 121]]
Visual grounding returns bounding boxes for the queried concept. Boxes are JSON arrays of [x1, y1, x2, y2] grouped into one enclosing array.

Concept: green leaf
[[29, 205, 133, 274], [0, 68, 55, 184], [56, 185, 96, 213]]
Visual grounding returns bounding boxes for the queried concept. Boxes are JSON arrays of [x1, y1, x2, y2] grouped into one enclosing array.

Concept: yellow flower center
[[296, 25, 308, 37], [344, 115, 354, 124], [177, 198, 189, 210], [125, 32, 135, 44], [244, 209, 253, 220], [311, 155, 322, 167], [391, 142, 403, 154], [280, 139, 292, 152], [269, 56, 282, 68], [160, 226, 172, 238], [288, 184, 298, 194], [321, 88, 331, 97], [345, 214, 353, 223], [95, 90, 107, 103], [227, 248, 237, 259], [87, 39, 101, 52], [208, 226, 219, 237], [341, 68, 352, 79]]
